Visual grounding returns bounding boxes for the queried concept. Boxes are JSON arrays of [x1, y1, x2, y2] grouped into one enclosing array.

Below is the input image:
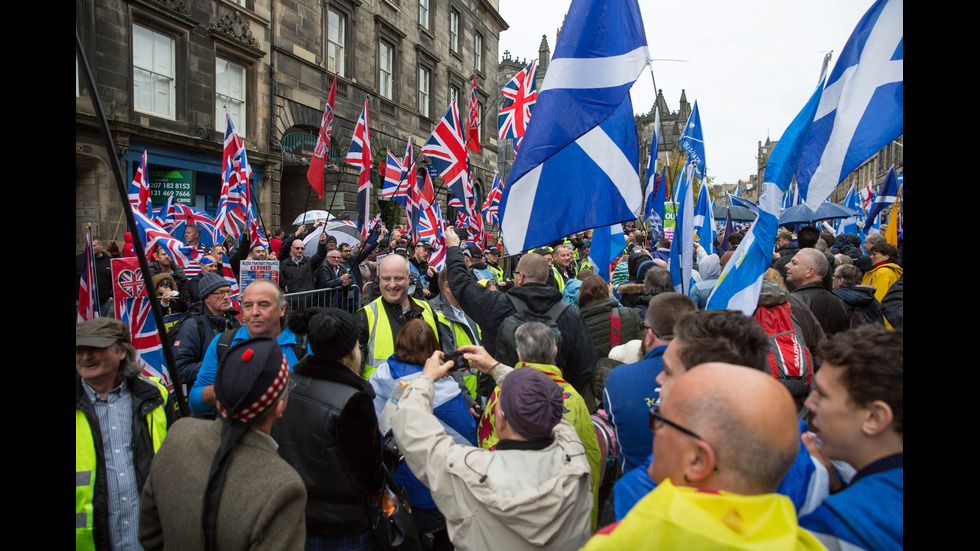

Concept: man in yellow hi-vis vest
[[76, 318, 177, 551], [356, 253, 440, 380]]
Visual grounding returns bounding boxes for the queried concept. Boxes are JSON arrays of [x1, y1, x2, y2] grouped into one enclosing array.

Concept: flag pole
[[76, 28, 188, 414]]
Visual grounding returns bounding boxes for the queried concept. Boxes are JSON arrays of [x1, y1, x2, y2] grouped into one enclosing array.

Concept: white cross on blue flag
[[498, 0, 650, 253], [796, 0, 903, 210]]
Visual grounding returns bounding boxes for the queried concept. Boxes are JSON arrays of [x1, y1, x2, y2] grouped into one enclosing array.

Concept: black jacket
[[271, 355, 384, 535], [279, 243, 328, 293], [445, 246, 597, 396]]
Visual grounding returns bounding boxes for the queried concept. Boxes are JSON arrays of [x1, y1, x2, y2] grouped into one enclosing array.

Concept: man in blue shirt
[[190, 279, 302, 415], [799, 325, 903, 551], [602, 293, 697, 473]]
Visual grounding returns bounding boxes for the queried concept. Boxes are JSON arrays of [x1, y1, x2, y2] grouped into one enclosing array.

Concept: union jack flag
[[498, 60, 537, 153], [396, 136, 415, 207], [409, 169, 436, 241], [418, 201, 447, 271], [119, 296, 172, 389], [216, 109, 249, 241], [154, 194, 177, 232], [482, 172, 503, 226], [307, 76, 336, 199], [423, 100, 470, 208], [346, 100, 372, 239], [246, 191, 270, 252], [380, 149, 405, 201], [78, 227, 100, 322], [467, 70, 480, 153], [133, 210, 199, 274], [128, 150, 153, 218]]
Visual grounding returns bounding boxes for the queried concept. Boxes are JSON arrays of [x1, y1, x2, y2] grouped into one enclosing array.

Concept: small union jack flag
[[346, 100, 372, 239], [498, 60, 537, 153], [380, 149, 405, 201], [77, 227, 100, 322], [423, 100, 470, 209], [119, 296, 172, 389], [128, 150, 154, 219], [418, 202, 447, 271], [216, 108, 249, 241], [482, 172, 503, 226]]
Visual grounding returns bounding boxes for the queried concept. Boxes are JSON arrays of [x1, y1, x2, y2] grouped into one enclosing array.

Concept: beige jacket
[[391, 365, 593, 551]]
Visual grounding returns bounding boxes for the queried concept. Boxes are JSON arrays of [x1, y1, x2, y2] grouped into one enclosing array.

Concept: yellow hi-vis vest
[[360, 297, 438, 380], [435, 311, 482, 400], [75, 377, 169, 551]]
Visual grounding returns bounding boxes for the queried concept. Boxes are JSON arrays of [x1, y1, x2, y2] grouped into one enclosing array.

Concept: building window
[[215, 57, 247, 137], [419, 65, 431, 117], [474, 33, 483, 72], [450, 84, 460, 112], [419, 0, 429, 30], [133, 24, 175, 118], [379, 40, 394, 100], [327, 9, 346, 76], [449, 9, 459, 53]]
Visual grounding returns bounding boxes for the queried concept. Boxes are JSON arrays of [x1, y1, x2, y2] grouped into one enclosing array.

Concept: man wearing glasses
[[172, 271, 242, 386], [584, 364, 824, 550], [279, 233, 328, 293]]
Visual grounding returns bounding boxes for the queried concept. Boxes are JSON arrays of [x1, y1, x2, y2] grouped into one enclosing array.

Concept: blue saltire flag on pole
[[678, 100, 706, 179], [590, 223, 626, 282], [706, 57, 830, 315], [498, 0, 650, 253], [795, 0, 903, 210], [729, 194, 760, 216], [645, 172, 666, 241], [643, 105, 662, 221], [863, 166, 899, 234], [836, 182, 861, 236], [692, 182, 715, 256], [669, 165, 695, 295]]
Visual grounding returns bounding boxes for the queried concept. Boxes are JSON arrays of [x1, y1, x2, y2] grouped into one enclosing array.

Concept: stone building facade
[[76, 0, 506, 251]]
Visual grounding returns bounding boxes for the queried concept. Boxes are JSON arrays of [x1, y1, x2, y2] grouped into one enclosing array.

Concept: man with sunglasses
[[172, 272, 242, 386], [584, 364, 824, 550]]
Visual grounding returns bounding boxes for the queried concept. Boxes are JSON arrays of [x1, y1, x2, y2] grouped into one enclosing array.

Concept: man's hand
[[802, 432, 843, 493], [445, 228, 460, 248], [319, 231, 327, 244], [457, 345, 499, 374], [297, 224, 307, 235], [340, 273, 351, 286], [202, 385, 217, 407], [421, 350, 453, 380]]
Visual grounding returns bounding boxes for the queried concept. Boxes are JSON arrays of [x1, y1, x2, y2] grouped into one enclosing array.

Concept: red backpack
[[753, 301, 812, 399]]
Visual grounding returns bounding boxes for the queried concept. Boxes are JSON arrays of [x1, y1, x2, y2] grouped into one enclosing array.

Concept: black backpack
[[494, 295, 569, 367]]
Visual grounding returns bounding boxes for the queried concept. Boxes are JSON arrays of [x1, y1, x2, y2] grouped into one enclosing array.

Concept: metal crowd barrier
[[285, 285, 361, 315]]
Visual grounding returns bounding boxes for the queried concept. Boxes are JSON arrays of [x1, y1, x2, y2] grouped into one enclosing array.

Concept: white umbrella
[[292, 210, 335, 225], [301, 222, 361, 256]]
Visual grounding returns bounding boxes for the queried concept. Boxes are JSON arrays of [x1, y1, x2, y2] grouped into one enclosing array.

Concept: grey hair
[[515, 322, 556, 364], [796, 248, 829, 278]]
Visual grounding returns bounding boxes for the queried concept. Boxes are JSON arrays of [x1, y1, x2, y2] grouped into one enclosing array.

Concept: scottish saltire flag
[[128, 150, 153, 219], [729, 194, 760, 216], [418, 202, 447, 271], [669, 166, 695, 294], [590, 223, 626, 281], [499, 0, 650, 253], [381, 149, 405, 200], [692, 183, 715, 255], [644, 173, 666, 241], [678, 101, 706, 178], [119, 296, 172, 389], [308, 76, 336, 199], [706, 62, 829, 315], [482, 172, 503, 225], [795, 0, 903, 210], [498, 60, 538, 153], [78, 227, 100, 322], [643, 105, 661, 216], [863, 166, 899, 234], [346, 100, 373, 238], [423, 100, 470, 209], [836, 183, 861, 235], [467, 71, 481, 153]]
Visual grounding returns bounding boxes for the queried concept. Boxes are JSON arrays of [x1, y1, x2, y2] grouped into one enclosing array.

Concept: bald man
[[443, 229, 597, 401], [584, 364, 825, 550], [787, 248, 850, 337]]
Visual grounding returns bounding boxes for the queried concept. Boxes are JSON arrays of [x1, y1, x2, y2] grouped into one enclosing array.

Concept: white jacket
[[390, 365, 593, 551]]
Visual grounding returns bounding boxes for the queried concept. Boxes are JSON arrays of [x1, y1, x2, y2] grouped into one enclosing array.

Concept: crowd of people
[[76, 218, 903, 551]]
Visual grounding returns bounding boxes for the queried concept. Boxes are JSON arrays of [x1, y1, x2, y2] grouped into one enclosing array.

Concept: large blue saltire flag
[[590, 222, 626, 281], [706, 59, 830, 315], [346, 99, 373, 239], [644, 173, 666, 241], [729, 194, 760, 216], [678, 100, 706, 178], [796, 0, 903, 210], [692, 183, 716, 255], [669, 165, 696, 294], [643, 105, 662, 218], [128, 150, 153, 219], [498, 0, 650, 253], [498, 60, 538, 153], [863, 166, 899, 234]]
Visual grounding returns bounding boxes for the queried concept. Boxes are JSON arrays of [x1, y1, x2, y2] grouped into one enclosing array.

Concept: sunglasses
[[648, 405, 705, 442]]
